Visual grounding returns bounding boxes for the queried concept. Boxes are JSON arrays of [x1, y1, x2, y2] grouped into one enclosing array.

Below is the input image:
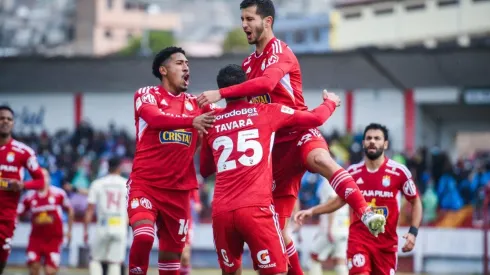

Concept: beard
[[250, 23, 265, 45], [364, 147, 384, 160]]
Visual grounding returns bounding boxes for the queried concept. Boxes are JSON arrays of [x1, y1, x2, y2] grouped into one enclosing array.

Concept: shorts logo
[[131, 198, 139, 209], [27, 251, 37, 260], [353, 253, 365, 267], [221, 249, 234, 267], [347, 258, 353, 270], [50, 252, 60, 267], [139, 198, 152, 210], [257, 249, 276, 268], [390, 269, 395, 275]]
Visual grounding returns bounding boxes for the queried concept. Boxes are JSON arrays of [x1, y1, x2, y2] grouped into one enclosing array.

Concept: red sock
[[129, 224, 155, 275], [286, 242, 303, 275], [180, 264, 191, 275], [330, 169, 369, 217], [158, 260, 181, 275]]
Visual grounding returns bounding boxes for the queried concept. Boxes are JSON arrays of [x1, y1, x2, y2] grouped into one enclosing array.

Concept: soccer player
[[302, 172, 349, 275], [197, 2, 385, 273], [127, 47, 215, 275], [295, 123, 423, 275], [18, 168, 74, 275], [179, 189, 202, 275], [200, 64, 340, 275], [0, 105, 45, 274], [84, 157, 128, 275]]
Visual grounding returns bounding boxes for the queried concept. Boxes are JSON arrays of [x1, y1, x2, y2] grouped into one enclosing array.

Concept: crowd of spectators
[[15, 122, 490, 226]]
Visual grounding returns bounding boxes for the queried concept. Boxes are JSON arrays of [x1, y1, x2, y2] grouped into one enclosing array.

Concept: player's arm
[[294, 196, 346, 225], [83, 183, 97, 243], [219, 51, 295, 98], [22, 153, 45, 190], [199, 136, 216, 178], [399, 168, 422, 252], [268, 99, 337, 132], [61, 190, 74, 244]]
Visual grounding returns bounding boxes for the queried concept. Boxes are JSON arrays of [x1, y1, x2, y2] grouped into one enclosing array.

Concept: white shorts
[[310, 232, 347, 261], [91, 229, 128, 263]]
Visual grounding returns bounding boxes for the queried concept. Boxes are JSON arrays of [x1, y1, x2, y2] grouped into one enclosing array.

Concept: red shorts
[[212, 206, 288, 275], [272, 196, 297, 229], [0, 220, 15, 263], [26, 236, 63, 268], [347, 241, 397, 275], [127, 184, 191, 253]]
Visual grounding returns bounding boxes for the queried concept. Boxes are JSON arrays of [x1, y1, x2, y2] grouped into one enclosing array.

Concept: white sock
[[334, 264, 348, 275], [108, 263, 122, 275], [309, 260, 323, 275], [89, 260, 103, 275]]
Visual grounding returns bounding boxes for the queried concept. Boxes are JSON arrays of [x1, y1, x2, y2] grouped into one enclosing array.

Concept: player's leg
[[26, 237, 43, 275], [309, 232, 330, 275], [346, 242, 371, 275], [371, 249, 397, 275], [42, 238, 63, 275], [238, 206, 288, 275], [180, 244, 191, 275], [105, 236, 127, 275], [212, 211, 243, 275], [331, 237, 348, 275], [127, 188, 158, 275], [299, 130, 385, 232], [157, 189, 193, 275], [0, 222, 15, 275]]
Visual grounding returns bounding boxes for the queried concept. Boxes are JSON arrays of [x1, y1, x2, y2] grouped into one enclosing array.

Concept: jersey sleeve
[[17, 194, 30, 215], [87, 182, 97, 205], [60, 189, 72, 210], [219, 42, 295, 98], [22, 149, 45, 190], [135, 87, 195, 130], [199, 136, 216, 178], [266, 100, 337, 132], [398, 165, 418, 201]]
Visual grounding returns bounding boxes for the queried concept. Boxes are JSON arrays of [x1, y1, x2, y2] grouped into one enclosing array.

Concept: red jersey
[[219, 38, 307, 143], [347, 158, 418, 251], [200, 100, 336, 216], [0, 139, 44, 223], [18, 186, 71, 238], [130, 86, 202, 190]]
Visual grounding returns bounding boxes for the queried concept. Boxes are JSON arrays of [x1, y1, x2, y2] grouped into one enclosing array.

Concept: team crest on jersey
[[159, 129, 192, 146], [48, 196, 55, 204], [382, 175, 391, 187], [250, 94, 271, 104], [185, 101, 194, 111], [6, 152, 14, 163], [261, 60, 266, 71], [368, 198, 389, 218]]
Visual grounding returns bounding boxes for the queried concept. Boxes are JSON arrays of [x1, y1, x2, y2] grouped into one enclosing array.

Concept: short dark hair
[[0, 105, 14, 116], [152, 46, 186, 80], [216, 64, 247, 89], [240, 0, 275, 26], [363, 123, 389, 141], [108, 157, 122, 173]]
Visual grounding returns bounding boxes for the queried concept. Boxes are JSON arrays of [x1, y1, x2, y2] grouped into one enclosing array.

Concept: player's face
[[0, 110, 14, 138], [241, 6, 271, 45], [160, 52, 190, 92], [363, 129, 388, 160]]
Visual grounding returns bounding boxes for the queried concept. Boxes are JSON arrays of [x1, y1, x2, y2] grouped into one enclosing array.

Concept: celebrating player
[[197, 1, 385, 273], [302, 172, 349, 275], [84, 157, 128, 275], [0, 105, 45, 274], [200, 64, 340, 275], [295, 123, 423, 275], [18, 168, 74, 275], [127, 47, 215, 275]]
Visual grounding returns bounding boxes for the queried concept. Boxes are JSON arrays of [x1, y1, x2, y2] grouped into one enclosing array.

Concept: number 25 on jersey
[[212, 129, 264, 173]]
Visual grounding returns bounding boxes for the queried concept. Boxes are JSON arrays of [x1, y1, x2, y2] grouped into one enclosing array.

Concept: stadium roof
[[0, 46, 489, 93]]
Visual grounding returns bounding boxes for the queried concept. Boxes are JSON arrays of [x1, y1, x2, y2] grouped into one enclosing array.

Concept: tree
[[222, 27, 250, 54], [119, 30, 175, 56]]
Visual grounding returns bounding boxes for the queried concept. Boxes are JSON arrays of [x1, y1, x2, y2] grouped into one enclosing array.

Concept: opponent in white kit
[[305, 172, 350, 275], [84, 158, 129, 275]]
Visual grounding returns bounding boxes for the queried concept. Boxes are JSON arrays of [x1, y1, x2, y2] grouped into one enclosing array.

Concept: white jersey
[[87, 174, 128, 235], [317, 179, 350, 237]]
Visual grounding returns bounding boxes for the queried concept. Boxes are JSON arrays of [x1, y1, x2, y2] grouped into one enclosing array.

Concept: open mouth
[[244, 31, 252, 40], [183, 74, 190, 86]]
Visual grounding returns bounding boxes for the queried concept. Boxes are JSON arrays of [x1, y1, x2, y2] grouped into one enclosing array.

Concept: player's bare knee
[[29, 263, 41, 275], [307, 149, 339, 176], [158, 250, 181, 261], [44, 266, 57, 275], [131, 219, 154, 228], [180, 251, 190, 265]]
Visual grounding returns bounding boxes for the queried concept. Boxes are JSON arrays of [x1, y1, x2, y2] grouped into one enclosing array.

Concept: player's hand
[[294, 209, 313, 226], [194, 203, 203, 214], [197, 90, 222, 108], [402, 233, 416, 252], [192, 111, 216, 134], [322, 90, 341, 107], [8, 179, 24, 192]]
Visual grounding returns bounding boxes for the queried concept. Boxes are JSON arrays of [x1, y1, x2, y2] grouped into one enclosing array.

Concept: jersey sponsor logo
[[215, 108, 258, 121], [139, 197, 152, 210], [368, 198, 389, 218], [250, 94, 272, 104], [35, 211, 54, 224], [280, 105, 294, 114], [257, 249, 276, 268], [0, 164, 18, 172], [159, 130, 192, 146], [403, 179, 417, 196], [6, 152, 15, 163], [361, 190, 394, 198], [382, 175, 391, 187], [353, 253, 366, 267]]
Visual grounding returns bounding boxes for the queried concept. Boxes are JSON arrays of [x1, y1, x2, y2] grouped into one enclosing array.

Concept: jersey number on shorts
[[178, 219, 189, 242], [212, 129, 264, 173]]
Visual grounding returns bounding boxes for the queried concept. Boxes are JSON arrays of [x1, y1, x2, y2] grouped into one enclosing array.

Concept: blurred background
[[1, 0, 490, 274]]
